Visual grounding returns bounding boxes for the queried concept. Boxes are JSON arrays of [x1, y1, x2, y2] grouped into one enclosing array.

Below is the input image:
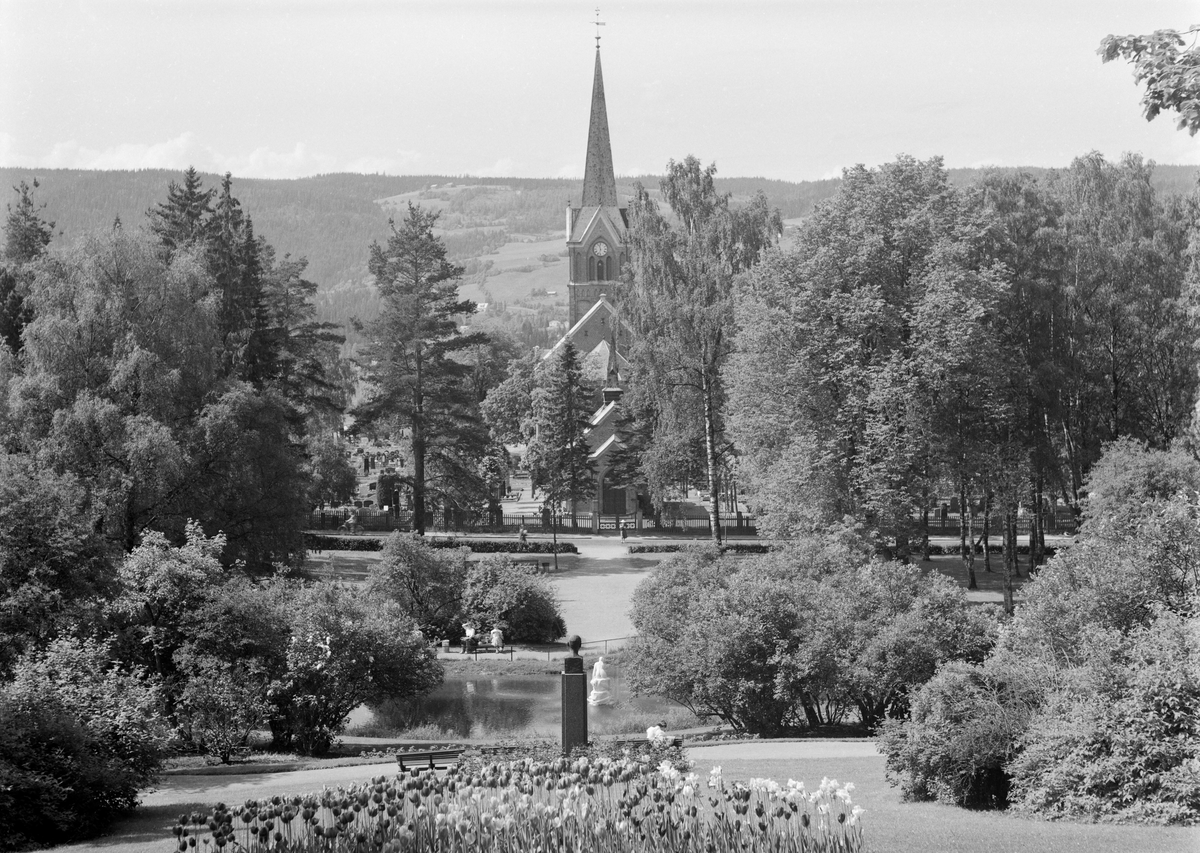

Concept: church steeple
[[581, 48, 618, 208]]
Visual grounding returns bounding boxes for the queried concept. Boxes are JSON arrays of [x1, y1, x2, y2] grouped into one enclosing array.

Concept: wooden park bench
[[614, 735, 684, 749], [394, 748, 465, 772], [461, 642, 514, 660]]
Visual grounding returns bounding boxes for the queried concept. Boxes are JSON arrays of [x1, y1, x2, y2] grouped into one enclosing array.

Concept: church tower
[[565, 43, 627, 328]]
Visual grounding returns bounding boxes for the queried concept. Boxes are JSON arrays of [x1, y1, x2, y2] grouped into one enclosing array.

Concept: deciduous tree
[[624, 157, 780, 543], [1100, 26, 1200, 134]]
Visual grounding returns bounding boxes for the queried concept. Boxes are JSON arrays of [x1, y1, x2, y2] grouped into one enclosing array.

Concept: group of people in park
[[460, 623, 505, 653]]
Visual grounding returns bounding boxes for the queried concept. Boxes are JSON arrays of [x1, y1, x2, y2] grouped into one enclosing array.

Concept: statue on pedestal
[[564, 634, 584, 673], [587, 656, 613, 706]]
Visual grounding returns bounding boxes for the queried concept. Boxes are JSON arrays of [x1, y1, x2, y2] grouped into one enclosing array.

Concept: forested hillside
[[3, 164, 1195, 347]]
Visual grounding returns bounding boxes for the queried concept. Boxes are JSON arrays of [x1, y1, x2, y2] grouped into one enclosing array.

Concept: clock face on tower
[[592, 240, 610, 257]]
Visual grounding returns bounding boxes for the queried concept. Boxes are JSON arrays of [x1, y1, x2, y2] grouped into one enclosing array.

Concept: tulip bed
[[171, 754, 865, 853]]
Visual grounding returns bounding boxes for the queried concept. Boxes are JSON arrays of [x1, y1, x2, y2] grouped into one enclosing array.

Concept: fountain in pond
[[588, 656, 613, 706]]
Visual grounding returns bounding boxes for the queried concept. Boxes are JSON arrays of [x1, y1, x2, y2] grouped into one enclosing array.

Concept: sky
[[1, 0, 1197, 182]]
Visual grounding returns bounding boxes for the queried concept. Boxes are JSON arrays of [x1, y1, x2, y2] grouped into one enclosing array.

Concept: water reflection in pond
[[353, 671, 686, 739]]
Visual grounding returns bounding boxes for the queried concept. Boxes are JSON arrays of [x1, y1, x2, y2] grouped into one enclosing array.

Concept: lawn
[[703, 752, 1198, 853]]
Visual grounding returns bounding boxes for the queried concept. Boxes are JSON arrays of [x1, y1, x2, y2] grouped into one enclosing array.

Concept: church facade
[[539, 43, 639, 523]]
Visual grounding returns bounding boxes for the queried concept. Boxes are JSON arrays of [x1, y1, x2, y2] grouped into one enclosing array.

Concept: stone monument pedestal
[[561, 635, 588, 754]]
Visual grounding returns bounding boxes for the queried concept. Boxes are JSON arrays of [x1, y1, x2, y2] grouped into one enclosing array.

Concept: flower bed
[[172, 754, 864, 853]]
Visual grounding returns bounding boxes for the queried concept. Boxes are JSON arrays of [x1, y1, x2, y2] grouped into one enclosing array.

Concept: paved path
[[142, 742, 878, 809], [689, 740, 879, 761], [141, 761, 402, 807]]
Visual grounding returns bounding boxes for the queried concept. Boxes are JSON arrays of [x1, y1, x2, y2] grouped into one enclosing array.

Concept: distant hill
[[2, 163, 1195, 346]]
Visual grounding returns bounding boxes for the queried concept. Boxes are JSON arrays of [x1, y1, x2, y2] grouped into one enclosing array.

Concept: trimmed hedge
[[430, 538, 577, 554], [303, 534, 578, 555], [924, 544, 1057, 558], [305, 534, 382, 551], [628, 543, 773, 555]]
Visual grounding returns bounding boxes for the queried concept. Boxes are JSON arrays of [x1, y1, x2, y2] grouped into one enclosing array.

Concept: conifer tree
[[147, 166, 214, 257], [354, 204, 489, 535], [525, 342, 595, 518], [1, 180, 54, 353], [5, 179, 54, 264]]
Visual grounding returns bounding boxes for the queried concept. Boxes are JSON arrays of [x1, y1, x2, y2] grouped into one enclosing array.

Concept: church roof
[[569, 205, 626, 243], [581, 48, 619, 209], [589, 399, 618, 428], [588, 432, 620, 461], [542, 295, 631, 372]]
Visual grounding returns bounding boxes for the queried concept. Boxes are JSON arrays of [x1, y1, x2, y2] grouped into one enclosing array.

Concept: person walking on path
[[518, 526, 528, 551]]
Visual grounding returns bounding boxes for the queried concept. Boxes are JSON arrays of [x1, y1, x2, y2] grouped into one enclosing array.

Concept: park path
[[543, 537, 661, 647]]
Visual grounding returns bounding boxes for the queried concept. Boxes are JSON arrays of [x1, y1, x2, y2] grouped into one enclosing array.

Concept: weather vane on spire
[[594, 7, 605, 48]]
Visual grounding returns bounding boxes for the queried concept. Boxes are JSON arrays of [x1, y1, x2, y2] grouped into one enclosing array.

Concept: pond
[[347, 669, 694, 740]]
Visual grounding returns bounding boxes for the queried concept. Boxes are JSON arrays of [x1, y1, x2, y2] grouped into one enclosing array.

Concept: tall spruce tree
[[147, 166, 214, 258], [525, 342, 595, 533], [354, 204, 489, 535], [1, 180, 55, 353]]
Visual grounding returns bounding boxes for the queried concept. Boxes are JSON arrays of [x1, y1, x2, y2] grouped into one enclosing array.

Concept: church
[[538, 40, 639, 524]]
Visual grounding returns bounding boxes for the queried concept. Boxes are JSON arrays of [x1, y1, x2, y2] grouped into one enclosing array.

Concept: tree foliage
[[731, 153, 1195, 559], [626, 535, 994, 735], [1100, 27, 1200, 134], [525, 342, 595, 513], [354, 204, 489, 534], [0, 454, 114, 675], [0, 638, 168, 850], [881, 443, 1200, 822], [623, 157, 780, 542], [368, 532, 471, 640]]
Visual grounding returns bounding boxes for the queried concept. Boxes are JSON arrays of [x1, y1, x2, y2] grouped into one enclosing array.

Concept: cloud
[[0, 133, 423, 178], [474, 157, 517, 178]]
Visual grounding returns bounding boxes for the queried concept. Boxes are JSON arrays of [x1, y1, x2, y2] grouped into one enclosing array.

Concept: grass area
[[919, 553, 1034, 597], [706, 754, 1198, 853], [441, 657, 563, 677]]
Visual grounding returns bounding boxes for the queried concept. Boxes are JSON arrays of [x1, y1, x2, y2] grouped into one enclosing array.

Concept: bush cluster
[[625, 532, 997, 736], [0, 639, 169, 851], [368, 533, 568, 644], [880, 444, 1200, 825]]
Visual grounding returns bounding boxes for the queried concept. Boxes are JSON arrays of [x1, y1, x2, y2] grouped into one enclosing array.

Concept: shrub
[[174, 653, 271, 764], [367, 533, 470, 640], [879, 653, 1050, 808], [268, 585, 443, 756], [882, 457, 1200, 823], [1007, 612, 1200, 824], [463, 556, 566, 643], [0, 638, 168, 850], [626, 536, 994, 735]]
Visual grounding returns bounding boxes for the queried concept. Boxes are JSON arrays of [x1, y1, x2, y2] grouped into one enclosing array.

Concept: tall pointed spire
[[581, 47, 619, 208]]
